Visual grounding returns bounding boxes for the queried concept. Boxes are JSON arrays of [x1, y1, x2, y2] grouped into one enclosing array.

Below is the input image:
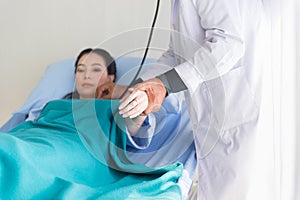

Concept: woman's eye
[[93, 68, 102, 72], [76, 69, 85, 73]]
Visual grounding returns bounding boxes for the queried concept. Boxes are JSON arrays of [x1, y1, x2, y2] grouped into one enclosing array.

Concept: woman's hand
[[96, 83, 127, 99], [119, 88, 148, 118], [119, 78, 166, 118]]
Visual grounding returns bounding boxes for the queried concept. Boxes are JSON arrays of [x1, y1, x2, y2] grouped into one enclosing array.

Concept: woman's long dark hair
[[74, 48, 116, 76], [64, 48, 116, 99]]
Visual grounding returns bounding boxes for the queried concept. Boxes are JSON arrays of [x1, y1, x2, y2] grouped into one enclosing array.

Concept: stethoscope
[[119, 0, 161, 98]]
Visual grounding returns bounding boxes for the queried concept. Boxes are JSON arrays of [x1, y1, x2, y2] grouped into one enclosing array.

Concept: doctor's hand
[[119, 88, 148, 118], [96, 83, 127, 99], [119, 78, 166, 117]]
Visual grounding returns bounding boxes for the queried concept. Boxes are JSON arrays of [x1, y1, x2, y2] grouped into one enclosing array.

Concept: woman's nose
[[84, 71, 91, 79]]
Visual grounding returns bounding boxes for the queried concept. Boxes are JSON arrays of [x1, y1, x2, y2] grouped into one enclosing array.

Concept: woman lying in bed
[[26, 48, 150, 139], [64, 48, 155, 141], [0, 48, 185, 199]]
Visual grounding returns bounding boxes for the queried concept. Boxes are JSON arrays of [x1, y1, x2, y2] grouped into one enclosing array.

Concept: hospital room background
[[0, 0, 299, 199]]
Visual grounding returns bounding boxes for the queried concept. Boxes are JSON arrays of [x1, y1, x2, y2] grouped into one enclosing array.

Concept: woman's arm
[[125, 114, 156, 149], [123, 89, 155, 149], [125, 115, 147, 136]]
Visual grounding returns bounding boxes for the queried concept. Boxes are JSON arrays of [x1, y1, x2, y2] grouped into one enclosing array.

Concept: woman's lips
[[82, 83, 94, 87]]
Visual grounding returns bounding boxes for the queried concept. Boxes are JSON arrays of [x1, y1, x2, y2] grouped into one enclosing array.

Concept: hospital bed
[[0, 56, 196, 199]]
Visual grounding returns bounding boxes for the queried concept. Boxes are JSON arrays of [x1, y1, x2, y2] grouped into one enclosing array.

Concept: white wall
[[296, 0, 300, 197], [0, 0, 171, 126]]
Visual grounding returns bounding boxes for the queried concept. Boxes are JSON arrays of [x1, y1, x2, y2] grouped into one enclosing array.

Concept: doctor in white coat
[[99, 0, 266, 199]]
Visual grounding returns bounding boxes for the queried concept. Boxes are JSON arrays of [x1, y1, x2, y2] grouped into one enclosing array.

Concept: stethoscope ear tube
[[119, 0, 161, 99]]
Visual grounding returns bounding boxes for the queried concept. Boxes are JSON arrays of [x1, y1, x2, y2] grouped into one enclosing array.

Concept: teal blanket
[[1, 99, 182, 199]]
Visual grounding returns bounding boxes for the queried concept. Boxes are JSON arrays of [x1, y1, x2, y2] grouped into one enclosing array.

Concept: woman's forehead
[[78, 53, 106, 65]]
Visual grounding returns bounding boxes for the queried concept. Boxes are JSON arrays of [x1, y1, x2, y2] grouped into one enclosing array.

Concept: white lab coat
[[141, 0, 266, 199]]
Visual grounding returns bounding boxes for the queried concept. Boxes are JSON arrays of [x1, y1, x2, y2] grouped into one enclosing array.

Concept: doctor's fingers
[[134, 78, 165, 91], [119, 78, 163, 107]]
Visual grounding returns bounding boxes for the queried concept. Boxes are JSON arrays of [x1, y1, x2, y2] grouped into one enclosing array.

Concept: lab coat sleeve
[[170, 0, 245, 94], [126, 114, 156, 149], [157, 35, 177, 68]]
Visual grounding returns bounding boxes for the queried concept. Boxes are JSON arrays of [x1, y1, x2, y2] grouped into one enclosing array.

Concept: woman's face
[[75, 53, 110, 99]]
